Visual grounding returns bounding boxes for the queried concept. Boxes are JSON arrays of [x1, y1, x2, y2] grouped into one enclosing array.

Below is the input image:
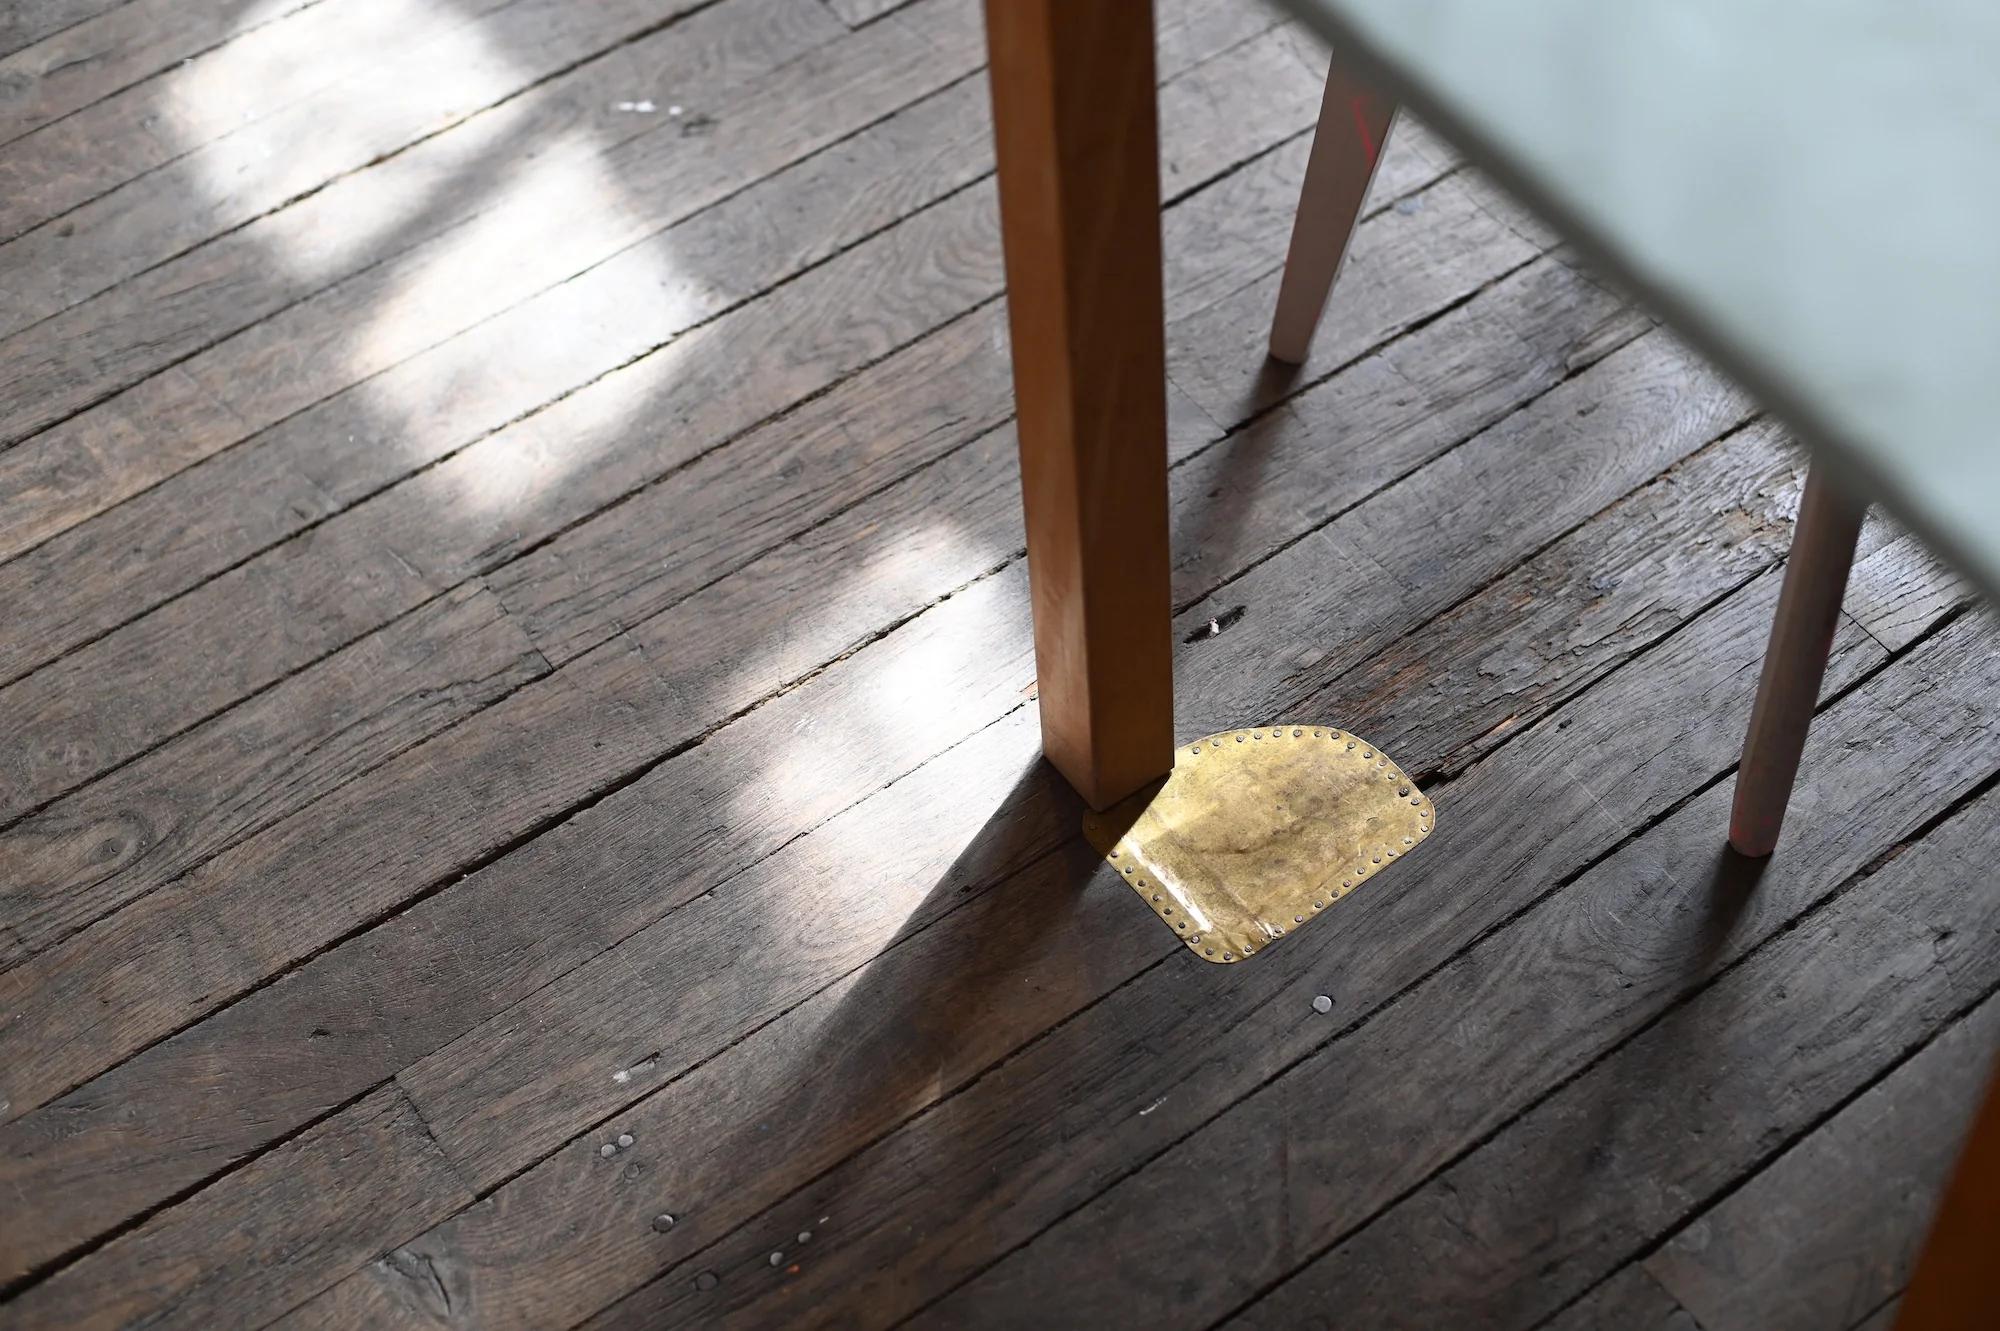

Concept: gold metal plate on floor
[[1083, 725, 1435, 963]]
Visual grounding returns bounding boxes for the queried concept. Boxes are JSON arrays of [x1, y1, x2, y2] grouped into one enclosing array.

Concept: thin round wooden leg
[[1268, 57, 1395, 365], [1728, 464, 1866, 857]]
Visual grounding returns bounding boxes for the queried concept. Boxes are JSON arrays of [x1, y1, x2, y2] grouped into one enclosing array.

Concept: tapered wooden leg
[[983, 0, 1174, 809], [1728, 463, 1866, 856], [1268, 54, 1396, 364]]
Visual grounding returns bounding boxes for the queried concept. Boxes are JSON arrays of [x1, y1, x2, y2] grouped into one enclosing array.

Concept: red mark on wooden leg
[[1349, 92, 1380, 165]]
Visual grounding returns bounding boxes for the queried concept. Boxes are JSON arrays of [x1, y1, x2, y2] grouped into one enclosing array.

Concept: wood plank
[[1847, 523, 1973, 651], [0, 581, 548, 966], [257, 327, 1760, 1329], [0, 51, 1376, 1071], [824, 0, 909, 26], [0, 0, 518, 240], [0, 6, 1323, 689], [0, 0, 130, 59], [0, 0, 998, 568], [0, 0, 318, 148], [0, 0, 933, 451], [0, 68, 994, 669], [402, 273, 1654, 1185], [493, 170, 1521, 669], [0, 85, 1488, 1279], [0, 245, 1630, 1298], [0, 113, 1460, 960], [1641, 994, 2000, 1331], [0, 0, 1300, 488], [1166, 154, 1548, 428], [1542, 1267, 1700, 1331], [0, 9, 1343, 816], [917, 613, 2000, 1330], [0, 173, 1008, 816], [0, 0, 778, 335], [586, 512, 1957, 1329], [1163, 252, 1643, 608], [1863, 1300, 1907, 1331], [276, 359, 1798, 1331], [1224, 732, 2000, 1330], [0, 1084, 475, 1330]]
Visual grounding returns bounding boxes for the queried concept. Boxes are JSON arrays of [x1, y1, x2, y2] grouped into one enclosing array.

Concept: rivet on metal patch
[[1082, 725, 1436, 964]]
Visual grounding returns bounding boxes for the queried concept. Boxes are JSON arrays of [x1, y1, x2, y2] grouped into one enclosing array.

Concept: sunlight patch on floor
[[174, 0, 705, 516]]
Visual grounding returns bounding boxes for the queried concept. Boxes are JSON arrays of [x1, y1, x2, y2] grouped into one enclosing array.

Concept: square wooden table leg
[[983, 0, 1174, 809]]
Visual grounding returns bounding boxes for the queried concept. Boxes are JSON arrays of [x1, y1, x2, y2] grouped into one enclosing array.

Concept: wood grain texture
[[0, 0, 747, 336], [0, 0, 970, 596], [103, 261, 1621, 1331], [0, 0, 1298, 573], [0, 0, 319, 147], [0, 1084, 473, 1331], [2, 0, 1989, 1319], [0, 581, 549, 966], [1224, 682, 2000, 1330], [0, 57, 992, 567], [1642, 993, 2000, 1331], [0, 0, 131, 59], [0, 0, 517, 240], [0, 59, 1455, 1020], [528, 343, 1788, 1329], [0, 0, 917, 452], [679, 545, 1963, 1330], [0, 7, 1332, 826], [0, 182, 1559, 1294], [1542, 1267, 1701, 1331], [0, 12, 1456, 1279], [8, 238, 1631, 1316], [280, 335, 1811, 1331]]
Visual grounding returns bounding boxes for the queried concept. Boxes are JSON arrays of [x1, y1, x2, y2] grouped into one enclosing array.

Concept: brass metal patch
[[1083, 725, 1435, 963]]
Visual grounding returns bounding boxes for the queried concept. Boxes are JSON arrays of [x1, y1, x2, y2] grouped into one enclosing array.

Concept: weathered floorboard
[[0, 1084, 476, 1330], [0, 0, 319, 148], [0, 0, 1311, 569], [0, 0, 515, 241], [0, 191, 1560, 1288], [0, 582, 550, 966], [594, 528, 1982, 1330], [1226, 729, 2000, 1330], [0, 0, 134, 60], [0, 0, 758, 337], [284, 388, 1846, 1331], [0, 0, 1989, 1321], [1638, 990, 2000, 1331], [0, 8, 1343, 822], [0, 79, 1485, 1280], [0, 31, 1395, 1091]]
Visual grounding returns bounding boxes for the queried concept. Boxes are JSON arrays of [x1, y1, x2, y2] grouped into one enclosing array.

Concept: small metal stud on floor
[[1082, 724, 1437, 963]]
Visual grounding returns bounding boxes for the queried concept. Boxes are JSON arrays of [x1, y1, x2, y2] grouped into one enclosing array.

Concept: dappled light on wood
[[174, 0, 703, 515]]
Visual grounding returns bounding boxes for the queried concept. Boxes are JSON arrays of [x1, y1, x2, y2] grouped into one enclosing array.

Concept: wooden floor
[[1, 0, 1995, 1326]]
